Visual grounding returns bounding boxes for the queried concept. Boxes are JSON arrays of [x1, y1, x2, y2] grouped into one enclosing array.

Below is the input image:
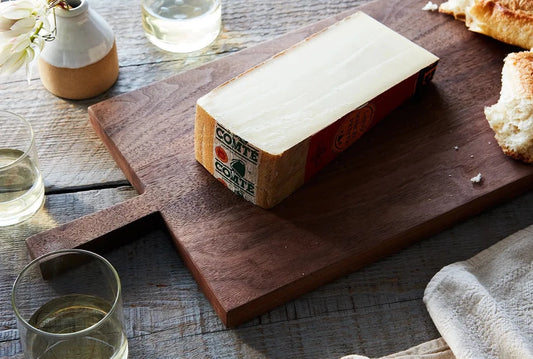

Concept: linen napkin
[[342, 224, 533, 359]]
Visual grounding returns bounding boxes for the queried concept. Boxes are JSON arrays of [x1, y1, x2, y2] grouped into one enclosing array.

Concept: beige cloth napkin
[[342, 224, 533, 359]]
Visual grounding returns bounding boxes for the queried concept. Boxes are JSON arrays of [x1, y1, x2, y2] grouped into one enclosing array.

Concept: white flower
[[7, 15, 37, 36], [0, 0, 52, 80], [0, 31, 44, 78]]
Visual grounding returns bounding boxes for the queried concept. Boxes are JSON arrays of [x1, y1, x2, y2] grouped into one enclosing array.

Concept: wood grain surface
[[24, 0, 533, 327], [2, 0, 533, 357]]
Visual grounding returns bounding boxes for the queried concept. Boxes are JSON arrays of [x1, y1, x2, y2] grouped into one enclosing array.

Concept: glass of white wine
[[12, 249, 128, 359], [141, 0, 221, 53], [0, 110, 45, 226]]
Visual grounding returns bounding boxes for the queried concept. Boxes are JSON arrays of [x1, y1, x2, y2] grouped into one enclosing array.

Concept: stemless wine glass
[[0, 110, 45, 226], [141, 0, 221, 53], [12, 249, 128, 359]]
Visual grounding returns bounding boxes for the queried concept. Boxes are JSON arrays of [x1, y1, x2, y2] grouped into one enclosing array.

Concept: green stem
[[30, 21, 44, 43]]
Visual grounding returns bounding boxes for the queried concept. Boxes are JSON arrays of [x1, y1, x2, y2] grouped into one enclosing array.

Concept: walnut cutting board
[[27, 0, 533, 327]]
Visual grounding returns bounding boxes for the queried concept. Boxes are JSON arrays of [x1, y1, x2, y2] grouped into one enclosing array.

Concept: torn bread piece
[[485, 51, 533, 163], [439, 0, 533, 49], [439, 0, 473, 20], [195, 12, 439, 208]]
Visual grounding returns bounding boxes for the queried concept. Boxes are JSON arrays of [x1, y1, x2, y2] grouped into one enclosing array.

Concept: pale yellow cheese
[[195, 11, 439, 208]]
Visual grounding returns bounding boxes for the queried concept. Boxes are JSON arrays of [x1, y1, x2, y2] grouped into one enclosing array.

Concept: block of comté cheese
[[195, 11, 439, 209]]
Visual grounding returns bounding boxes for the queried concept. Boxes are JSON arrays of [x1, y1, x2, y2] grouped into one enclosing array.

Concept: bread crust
[[439, 0, 533, 49], [468, 0, 533, 49], [501, 51, 533, 99], [439, 0, 472, 20], [497, 142, 533, 163]]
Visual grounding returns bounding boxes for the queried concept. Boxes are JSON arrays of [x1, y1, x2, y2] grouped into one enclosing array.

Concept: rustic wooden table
[[1, 0, 533, 358]]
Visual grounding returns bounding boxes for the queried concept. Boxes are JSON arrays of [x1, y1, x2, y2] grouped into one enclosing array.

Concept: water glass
[[141, 0, 221, 53], [12, 249, 128, 359], [0, 110, 45, 226]]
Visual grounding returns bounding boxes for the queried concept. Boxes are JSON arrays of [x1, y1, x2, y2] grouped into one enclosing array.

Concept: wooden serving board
[[27, 0, 533, 326]]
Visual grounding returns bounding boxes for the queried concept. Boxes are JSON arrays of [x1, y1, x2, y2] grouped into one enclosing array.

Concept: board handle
[[26, 194, 159, 259]]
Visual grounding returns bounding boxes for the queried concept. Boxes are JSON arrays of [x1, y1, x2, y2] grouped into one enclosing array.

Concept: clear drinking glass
[[0, 110, 45, 226], [12, 249, 128, 359], [141, 0, 221, 53]]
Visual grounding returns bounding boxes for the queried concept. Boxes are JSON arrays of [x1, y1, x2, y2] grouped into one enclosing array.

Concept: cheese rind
[[195, 11, 439, 208]]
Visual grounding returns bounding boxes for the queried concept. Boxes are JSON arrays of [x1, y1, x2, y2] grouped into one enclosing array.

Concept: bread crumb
[[470, 173, 482, 183], [422, 1, 439, 11], [470, 154, 474, 158], [454, 146, 459, 150]]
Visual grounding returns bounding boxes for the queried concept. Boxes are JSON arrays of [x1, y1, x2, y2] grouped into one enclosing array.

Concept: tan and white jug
[[38, 0, 119, 100]]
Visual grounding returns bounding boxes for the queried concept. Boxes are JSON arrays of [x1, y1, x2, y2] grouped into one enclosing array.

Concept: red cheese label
[[305, 62, 438, 181], [333, 103, 376, 152]]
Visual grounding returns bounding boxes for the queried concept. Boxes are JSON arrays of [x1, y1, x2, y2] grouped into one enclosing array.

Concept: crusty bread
[[439, 0, 473, 20], [484, 51, 533, 164], [439, 0, 533, 49]]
